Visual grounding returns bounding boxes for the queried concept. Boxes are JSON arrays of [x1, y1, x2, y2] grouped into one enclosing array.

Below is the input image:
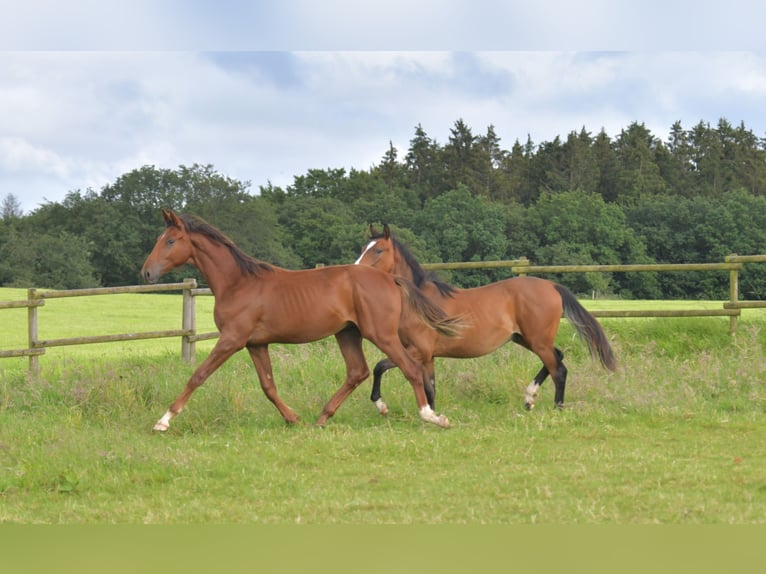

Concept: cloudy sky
[[3, 1, 766, 213]]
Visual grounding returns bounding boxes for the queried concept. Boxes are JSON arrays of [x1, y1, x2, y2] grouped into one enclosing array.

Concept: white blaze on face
[[355, 240, 378, 265]]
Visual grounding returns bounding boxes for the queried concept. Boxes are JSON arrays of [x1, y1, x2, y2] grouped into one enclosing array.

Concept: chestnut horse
[[355, 224, 617, 412], [141, 210, 462, 431]]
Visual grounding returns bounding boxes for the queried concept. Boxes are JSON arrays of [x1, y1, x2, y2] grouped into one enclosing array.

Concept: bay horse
[[355, 224, 617, 412], [141, 209, 463, 431]]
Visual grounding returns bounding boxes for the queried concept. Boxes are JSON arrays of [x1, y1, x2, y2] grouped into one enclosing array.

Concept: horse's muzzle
[[141, 264, 161, 284]]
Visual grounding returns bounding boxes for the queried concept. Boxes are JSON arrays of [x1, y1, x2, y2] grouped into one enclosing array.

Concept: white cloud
[[3, 1, 766, 51], [3, 50, 766, 214], [0, 137, 72, 178]]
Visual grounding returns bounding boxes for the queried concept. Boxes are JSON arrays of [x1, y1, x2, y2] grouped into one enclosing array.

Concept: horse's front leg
[[247, 343, 300, 424], [384, 344, 448, 428], [154, 336, 242, 431]]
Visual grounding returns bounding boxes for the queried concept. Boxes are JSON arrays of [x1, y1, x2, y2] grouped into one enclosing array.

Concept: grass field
[[1, 287, 765, 524]]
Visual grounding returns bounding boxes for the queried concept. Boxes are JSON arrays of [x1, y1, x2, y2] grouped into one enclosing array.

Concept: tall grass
[[1, 288, 765, 524]]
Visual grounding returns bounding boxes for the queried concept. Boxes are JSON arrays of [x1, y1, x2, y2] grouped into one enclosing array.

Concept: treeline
[[3, 118, 766, 299]]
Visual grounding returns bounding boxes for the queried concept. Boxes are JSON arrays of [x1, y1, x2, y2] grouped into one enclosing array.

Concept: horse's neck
[[393, 252, 417, 283], [394, 252, 446, 298], [189, 234, 247, 296]]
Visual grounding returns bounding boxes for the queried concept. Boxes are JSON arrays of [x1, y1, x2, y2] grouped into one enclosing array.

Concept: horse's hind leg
[[536, 348, 567, 410], [551, 351, 567, 408], [371, 357, 396, 415], [524, 363, 550, 410], [315, 326, 371, 427], [513, 333, 565, 410], [247, 343, 300, 424], [523, 347, 565, 409]]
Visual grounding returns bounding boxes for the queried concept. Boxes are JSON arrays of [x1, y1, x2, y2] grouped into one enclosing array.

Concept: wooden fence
[[0, 279, 215, 372], [1, 255, 765, 371], [422, 255, 755, 332]]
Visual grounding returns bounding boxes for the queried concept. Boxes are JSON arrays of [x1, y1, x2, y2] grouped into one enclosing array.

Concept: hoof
[[437, 414, 450, 428], [154, 411, 173, 431], [524, 401, 535, 411], [374, 398, 389, 416]]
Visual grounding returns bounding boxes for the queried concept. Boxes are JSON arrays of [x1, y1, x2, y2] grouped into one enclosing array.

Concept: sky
[[3, 1, 766, 214]]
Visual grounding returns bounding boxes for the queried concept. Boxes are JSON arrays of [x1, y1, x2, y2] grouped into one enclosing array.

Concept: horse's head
[[355, 224, 396, 273], [141, 208, 194, 283]]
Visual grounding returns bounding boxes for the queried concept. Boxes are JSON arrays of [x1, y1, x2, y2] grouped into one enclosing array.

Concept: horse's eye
[[166, 238, 175, 246], [375, 248, 383, 254]]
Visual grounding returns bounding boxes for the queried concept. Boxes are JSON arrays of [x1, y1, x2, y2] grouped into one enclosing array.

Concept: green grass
[[1, 287, 765, 524]]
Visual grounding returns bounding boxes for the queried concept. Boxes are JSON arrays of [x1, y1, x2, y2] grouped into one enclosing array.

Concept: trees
[[5, 117, 766, 299], [563, 127, 599, 194], [9, 165, 297, 287], [522, 190, 657, 297], [613, 122, 667, 203], [404, 123, 441, 201], [0, 226, 98, 289], [443, 119, 480, 193], [2, 194, 23, 220], [498, 136, 535, 205], [477, 124, 507, 197], [627, 190, 766, 298], [416, 185, 508, 287], [272, 195, 359, 268]]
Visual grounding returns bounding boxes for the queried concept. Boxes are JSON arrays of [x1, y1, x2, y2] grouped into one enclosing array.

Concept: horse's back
[[298, 264, 403, 323], [237, 265, 396, 343], [498, 276, 563, 322], [429, 276, 561, 317]]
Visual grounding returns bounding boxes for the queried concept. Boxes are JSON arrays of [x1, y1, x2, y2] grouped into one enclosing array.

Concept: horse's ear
[[383, 223, 391, 239], [369, 224, 378, 238], [162, 208, 183, 229]]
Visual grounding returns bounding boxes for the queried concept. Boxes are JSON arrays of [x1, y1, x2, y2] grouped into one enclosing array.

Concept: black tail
[[555, 284, 617, 371]]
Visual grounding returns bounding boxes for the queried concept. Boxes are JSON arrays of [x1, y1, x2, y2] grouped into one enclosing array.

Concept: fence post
[[181, 278, 197, 364], [515, 256, 529, 277], [728, 257, 739, 335], [27, 288, 40, 373]]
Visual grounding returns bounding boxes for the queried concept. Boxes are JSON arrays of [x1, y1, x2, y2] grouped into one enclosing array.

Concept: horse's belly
[[250, 325, 339, 345], [433, 327, 509, 358], [248, 313, 347, 345]]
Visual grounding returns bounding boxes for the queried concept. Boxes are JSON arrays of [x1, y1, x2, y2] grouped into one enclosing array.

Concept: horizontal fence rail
[[1, 279, 202, 371], [421, 258, 530, 271], [417, 257, 750, 329], [2, 254, 765, 371]]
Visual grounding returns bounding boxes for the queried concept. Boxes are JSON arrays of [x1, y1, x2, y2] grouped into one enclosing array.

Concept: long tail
[[555, 284, 617, 371], [395, 277, 464, 337]]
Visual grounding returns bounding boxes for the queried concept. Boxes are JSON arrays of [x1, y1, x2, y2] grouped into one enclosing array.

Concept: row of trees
[[371, 118, 766, 205], [2, 117, 766, 299]]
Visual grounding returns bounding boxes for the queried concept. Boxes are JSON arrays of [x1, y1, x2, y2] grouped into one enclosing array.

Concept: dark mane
[[369, 229, 456, 297], [179, 214, 274, 276]]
